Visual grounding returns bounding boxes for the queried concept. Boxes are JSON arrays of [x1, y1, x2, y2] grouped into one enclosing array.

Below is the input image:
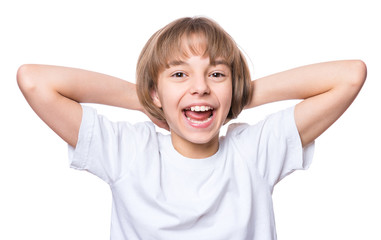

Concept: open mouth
[[183, 105, 214, 124]]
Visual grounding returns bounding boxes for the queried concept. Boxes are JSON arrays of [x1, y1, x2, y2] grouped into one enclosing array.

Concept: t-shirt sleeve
[[68, 105, 155, 185], [228, 106, 314, 189]]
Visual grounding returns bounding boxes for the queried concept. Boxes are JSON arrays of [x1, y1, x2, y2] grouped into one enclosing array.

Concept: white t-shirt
[[68, 105, 314, 240]]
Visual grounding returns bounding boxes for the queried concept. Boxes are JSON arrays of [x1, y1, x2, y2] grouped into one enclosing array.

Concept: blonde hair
[[136, 17, 252, 122]]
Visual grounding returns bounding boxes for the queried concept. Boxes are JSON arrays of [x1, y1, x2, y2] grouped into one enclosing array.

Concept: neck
[[171, 133, 219, 159]]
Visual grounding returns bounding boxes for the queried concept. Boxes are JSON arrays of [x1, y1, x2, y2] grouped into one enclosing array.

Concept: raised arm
[[247, 60, 367, 147], [17, 64, 141, 147]]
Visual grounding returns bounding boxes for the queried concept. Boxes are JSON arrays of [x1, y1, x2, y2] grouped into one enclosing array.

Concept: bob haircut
[[136, 17, 252, 122]]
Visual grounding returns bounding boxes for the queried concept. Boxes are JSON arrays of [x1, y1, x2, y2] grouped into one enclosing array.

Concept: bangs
[[153, 18, 238, 71]]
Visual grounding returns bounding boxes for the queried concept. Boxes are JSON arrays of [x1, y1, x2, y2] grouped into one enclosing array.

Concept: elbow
[[17, 64, 39, 94], [347, 60, 367, 89]]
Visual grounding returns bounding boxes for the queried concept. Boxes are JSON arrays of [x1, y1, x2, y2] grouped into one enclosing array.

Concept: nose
[[189, 75, 210, 96]]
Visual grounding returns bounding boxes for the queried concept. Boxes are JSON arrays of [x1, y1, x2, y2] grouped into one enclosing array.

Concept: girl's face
[[153, 54, 232, 159]]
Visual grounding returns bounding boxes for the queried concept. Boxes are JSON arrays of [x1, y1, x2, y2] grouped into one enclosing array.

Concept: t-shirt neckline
[[161, 134, 224, 171]]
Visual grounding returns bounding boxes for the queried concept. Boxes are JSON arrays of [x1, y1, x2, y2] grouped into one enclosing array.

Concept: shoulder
[[80, 105, 158, 142], [226, 107, 295, 136], [222, 106, 297, 155]]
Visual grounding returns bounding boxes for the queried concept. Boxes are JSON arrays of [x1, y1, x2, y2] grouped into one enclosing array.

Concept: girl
[[17, 17, 366, 239]]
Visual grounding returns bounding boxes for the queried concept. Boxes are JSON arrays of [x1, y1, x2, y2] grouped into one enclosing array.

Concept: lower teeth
[[187, 116, 212, 124]]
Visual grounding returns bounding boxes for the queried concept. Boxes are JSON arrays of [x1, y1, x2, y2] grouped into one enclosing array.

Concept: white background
[[1, 0, 380, 239]]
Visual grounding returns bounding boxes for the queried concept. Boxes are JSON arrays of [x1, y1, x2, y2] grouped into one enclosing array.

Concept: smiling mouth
[[183, 105, 214, 124]]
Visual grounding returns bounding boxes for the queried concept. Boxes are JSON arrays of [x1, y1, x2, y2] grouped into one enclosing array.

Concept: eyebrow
[[167, 59, 230, 68], [168, 60, 188, 67], [211, 60, 229, 66]]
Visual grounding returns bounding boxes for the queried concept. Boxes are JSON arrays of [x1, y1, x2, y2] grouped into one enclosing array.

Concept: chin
[[184, 131, 219, 145]]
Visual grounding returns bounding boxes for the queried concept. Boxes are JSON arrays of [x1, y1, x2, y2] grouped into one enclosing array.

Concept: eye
[[171, 72, 187, 78], [210, 72, 225, 78]]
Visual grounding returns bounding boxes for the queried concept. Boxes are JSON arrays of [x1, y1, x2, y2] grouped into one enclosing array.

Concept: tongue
[[185, 110, 212, 121]]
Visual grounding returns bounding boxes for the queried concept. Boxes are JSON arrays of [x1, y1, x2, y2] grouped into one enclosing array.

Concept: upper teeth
[[190, 106, 212, 112]]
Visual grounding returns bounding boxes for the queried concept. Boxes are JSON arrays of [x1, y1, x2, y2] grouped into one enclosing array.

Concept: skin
[[153, 55, 232, 158], [17, 58, 366, 159]]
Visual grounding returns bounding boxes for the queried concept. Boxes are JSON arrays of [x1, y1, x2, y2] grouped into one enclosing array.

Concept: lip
[[182, 103, 216, 129]]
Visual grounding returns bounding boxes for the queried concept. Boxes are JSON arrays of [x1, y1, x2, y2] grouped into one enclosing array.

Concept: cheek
[[219, 84, 233, 107], [158, 89, 182, 114]]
